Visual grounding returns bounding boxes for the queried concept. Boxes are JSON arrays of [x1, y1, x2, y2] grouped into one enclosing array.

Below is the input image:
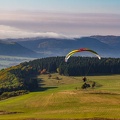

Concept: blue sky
[[0, 0, 120, 38], [0, 0, 120, 13]]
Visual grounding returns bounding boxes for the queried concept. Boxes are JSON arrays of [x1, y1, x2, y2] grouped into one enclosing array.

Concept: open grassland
[[0, 73, 120, 120]]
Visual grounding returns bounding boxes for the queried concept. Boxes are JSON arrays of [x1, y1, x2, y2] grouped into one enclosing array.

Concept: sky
[[0, 0, 120, 39]]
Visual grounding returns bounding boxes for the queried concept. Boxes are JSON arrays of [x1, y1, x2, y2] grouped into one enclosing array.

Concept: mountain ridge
[[17, 36, 120, 58], [0, 35, 120, 58], [0, 40, 39, 57]]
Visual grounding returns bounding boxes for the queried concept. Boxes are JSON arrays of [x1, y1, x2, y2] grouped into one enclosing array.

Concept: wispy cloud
[[0, 25, 73, 39], [0, 11, 120, 38]]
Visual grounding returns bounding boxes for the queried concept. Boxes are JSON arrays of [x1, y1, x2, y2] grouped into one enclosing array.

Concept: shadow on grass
[[36, 86, 58, 92], [33, 78, 58, 92]]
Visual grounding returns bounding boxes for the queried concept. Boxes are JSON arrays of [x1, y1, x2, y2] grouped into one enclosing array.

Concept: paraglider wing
[[78, 48, 101, 60], [65, 48, 101, 62], [65, 49, 79, 62]]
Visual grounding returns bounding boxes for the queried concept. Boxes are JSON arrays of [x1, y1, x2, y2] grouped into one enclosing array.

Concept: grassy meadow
[[0, 73, 120, 120]]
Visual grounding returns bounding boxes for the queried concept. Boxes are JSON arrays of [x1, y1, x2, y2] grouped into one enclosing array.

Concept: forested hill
[[23, 56, 120, 76], [24, 57, 120, 76], [0, 56, 120, 99]]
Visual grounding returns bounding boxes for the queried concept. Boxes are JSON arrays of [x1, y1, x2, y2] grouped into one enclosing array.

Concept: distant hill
[[17, 36, 120, 58], [91, 35, 120, 48], [1, 36, 120, 58], [0, 40, 40, 57]]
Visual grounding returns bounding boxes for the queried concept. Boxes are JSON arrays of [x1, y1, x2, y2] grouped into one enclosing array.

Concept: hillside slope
[[91, 35, 120, 47], [1, 36, 120, 58], [0, 40, 40, 57], [0, 56, 120, 119], [0, 74, 120, 120], [17, 37, 120, 58]]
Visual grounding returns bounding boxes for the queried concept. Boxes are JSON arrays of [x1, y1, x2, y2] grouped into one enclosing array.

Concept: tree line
[[23, 56, 120, 76]]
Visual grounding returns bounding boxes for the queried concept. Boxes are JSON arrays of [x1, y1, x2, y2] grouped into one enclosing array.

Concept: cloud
[[0, 25, 74, 39], [0, 11, 120, 37]]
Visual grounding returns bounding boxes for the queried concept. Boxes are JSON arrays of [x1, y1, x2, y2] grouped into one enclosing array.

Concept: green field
[[0, 73, 120, 120]]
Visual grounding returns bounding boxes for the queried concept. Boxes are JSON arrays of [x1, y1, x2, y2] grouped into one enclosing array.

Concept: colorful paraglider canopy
[[65, 48, 101, 62]]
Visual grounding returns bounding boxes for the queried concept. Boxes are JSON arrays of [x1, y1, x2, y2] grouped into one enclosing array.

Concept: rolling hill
[[0, 40, 40, 57], [17, 36, 120, 58], [0, 56, 120, 120], [0, 73, 120, 120], [1, 35, 120, 58], [91, 35, 120, 47]]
